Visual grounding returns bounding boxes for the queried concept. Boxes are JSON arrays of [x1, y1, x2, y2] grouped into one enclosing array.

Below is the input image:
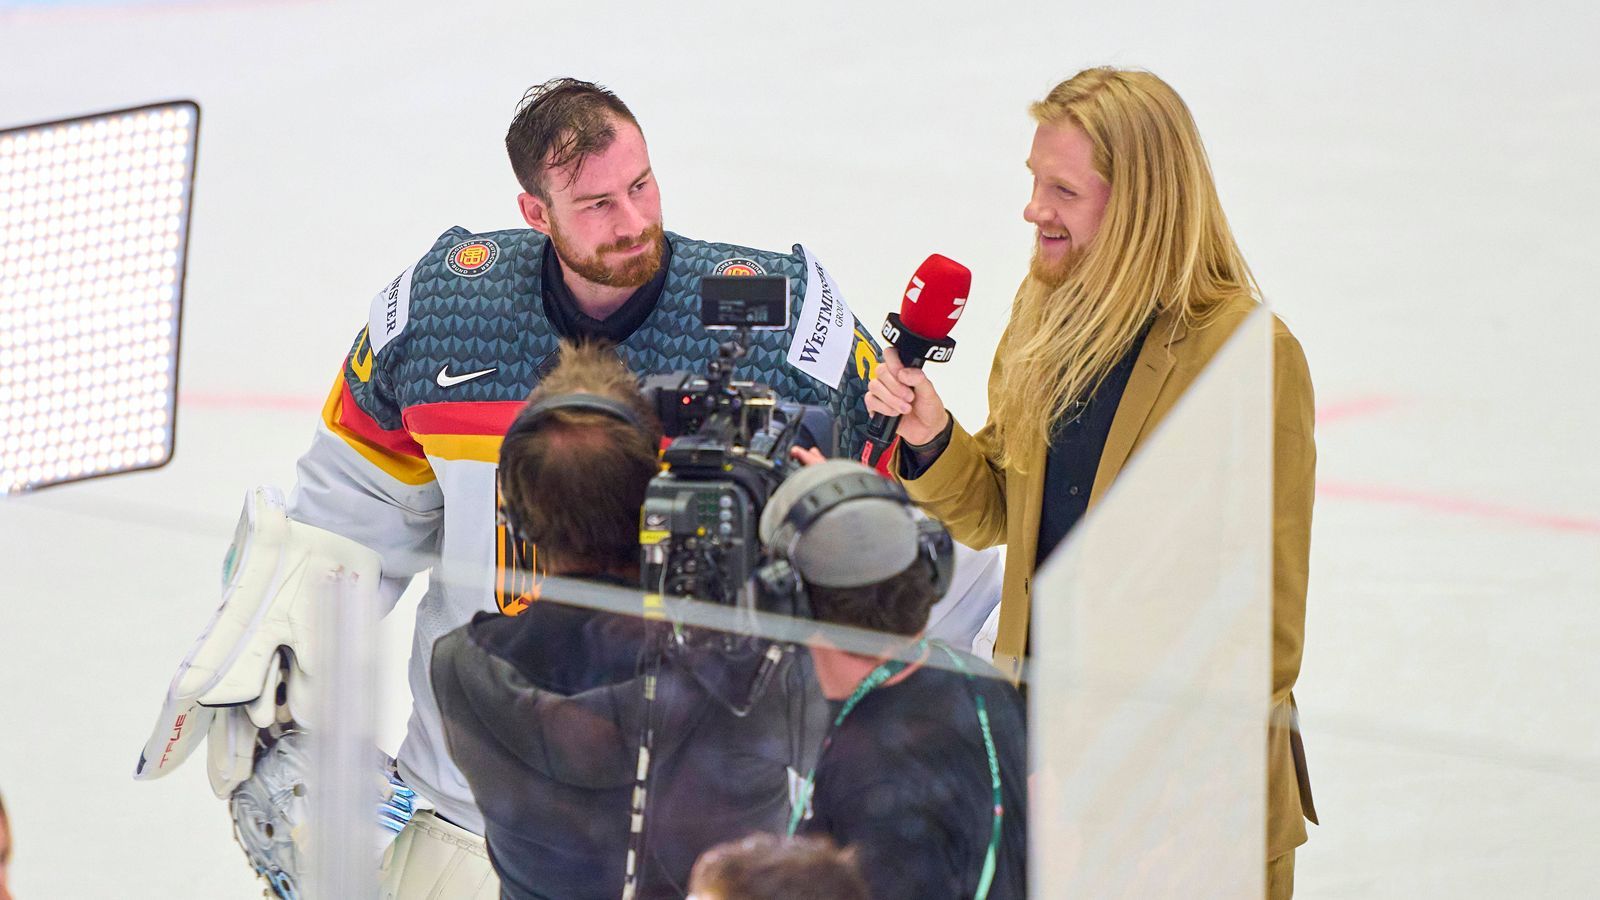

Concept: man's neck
[[558, 263, 635, 321], [811, 641, 925, 701]]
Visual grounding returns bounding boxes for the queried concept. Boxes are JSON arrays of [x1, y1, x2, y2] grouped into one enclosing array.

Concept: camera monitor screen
[[700, 274, 789, 330]]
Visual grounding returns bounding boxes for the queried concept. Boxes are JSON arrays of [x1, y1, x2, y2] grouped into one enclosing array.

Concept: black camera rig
[[637, 275, 834, 609]]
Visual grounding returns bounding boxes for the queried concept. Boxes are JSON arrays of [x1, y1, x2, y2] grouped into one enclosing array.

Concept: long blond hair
[[990, 68, 1259, 470]]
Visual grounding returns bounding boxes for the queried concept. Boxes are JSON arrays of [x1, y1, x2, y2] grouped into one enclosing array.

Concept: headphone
[[754, 467, 954, 611], [497, 391, 650, 544]]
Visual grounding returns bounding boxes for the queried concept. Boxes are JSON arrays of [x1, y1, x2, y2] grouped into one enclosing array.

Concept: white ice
[[1, 1, 1597, 897]]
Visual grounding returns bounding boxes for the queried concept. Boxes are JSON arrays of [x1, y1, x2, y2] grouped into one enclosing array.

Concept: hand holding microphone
[[867, 347, 949, 446], [860, 254, 970, 467]]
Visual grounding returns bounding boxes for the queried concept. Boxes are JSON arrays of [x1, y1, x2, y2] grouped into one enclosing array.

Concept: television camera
[[638, 274, 835, 610]]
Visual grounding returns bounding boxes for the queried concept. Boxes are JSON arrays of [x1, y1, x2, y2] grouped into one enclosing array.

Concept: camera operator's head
[[499, 340, 663, 578], [758, 460, 951, 637]]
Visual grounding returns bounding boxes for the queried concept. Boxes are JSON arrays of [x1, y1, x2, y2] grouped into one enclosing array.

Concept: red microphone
[[860, 254, 971, 468]]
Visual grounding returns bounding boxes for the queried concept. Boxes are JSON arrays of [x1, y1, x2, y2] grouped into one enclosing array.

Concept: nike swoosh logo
[[436, 365, 497, 388]]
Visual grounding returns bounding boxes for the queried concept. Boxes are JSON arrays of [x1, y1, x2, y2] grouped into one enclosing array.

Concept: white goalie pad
[[134, 485, 382, 792]]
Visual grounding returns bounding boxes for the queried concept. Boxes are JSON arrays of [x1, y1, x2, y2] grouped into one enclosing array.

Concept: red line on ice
[[1316, 480, 1600, 535], [180, 391, 320, 411], [1315, 395, 1398, 426]]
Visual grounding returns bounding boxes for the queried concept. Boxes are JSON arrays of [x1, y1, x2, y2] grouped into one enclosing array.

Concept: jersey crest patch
[[713, 257, 766, 277], [446, 239, 500, 278]]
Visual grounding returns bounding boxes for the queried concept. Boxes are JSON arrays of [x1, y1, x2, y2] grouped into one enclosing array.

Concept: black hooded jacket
[[431, 597, 826, 900]]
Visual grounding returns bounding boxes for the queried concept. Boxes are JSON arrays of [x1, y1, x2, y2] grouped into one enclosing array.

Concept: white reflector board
[[1029, 307, 1273, 896], [0, 100, 199, 494]]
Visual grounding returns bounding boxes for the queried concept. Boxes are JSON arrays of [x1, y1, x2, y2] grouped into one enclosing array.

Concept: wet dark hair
[[506, 77, 640, 199]]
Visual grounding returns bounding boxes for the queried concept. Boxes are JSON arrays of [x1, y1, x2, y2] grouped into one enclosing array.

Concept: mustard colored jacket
[[897, 294, 1318, 858]]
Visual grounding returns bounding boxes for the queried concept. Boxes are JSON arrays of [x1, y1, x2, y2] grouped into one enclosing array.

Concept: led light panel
[[0, 100, 199, 494]]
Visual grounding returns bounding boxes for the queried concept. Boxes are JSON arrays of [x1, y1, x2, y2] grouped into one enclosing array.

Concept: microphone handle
[[861, 354, 927, 468]]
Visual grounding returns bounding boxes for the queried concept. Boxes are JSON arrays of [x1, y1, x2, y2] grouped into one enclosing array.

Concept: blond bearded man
[[866, 67, 1317, 896]]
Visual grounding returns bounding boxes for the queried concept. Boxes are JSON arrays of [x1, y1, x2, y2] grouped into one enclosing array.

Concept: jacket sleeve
[[1271, 329, 1316, 706], [895, 351, 1011, 550], [286, 322, 443, 615]]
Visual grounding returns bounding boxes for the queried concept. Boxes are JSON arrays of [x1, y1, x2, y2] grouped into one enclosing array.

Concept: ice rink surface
[[2, 1, 1597, 896]]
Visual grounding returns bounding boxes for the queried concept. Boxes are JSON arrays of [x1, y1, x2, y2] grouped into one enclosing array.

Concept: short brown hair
[[506, 77, 640, 199], [498, 341, 661, 572], [806, 559, 938, 637], [689, 834, 869, 900]]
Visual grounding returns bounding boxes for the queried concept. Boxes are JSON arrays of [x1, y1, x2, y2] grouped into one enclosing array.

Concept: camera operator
[[760, 460, 1028, 900], [431, 341, 825, 900]]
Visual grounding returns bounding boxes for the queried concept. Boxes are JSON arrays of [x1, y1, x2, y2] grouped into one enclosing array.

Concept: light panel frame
[[0, 99, 200, 494]]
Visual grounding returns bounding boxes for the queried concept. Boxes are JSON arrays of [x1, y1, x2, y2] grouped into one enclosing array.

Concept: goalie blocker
[[134, 485, 383, 793], [133, 487, 429, 898]]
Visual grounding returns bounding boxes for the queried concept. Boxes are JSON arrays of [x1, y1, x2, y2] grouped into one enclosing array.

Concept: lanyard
[[788, 639, 1004, 900]]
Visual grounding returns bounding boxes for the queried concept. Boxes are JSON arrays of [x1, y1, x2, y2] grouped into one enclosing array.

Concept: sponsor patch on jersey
[[787, 246, 856, 391], [446, 239, 500, 278], [713, 257, 766, 277], [367, 261, 417, 356]]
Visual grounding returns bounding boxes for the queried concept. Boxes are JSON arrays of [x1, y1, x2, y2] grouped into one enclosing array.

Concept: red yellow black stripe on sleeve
[[319, 376, 434, 486], [400, 401, 527, 462]]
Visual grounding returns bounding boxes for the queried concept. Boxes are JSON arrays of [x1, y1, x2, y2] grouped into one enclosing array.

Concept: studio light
[[0, 100, 199, 494]]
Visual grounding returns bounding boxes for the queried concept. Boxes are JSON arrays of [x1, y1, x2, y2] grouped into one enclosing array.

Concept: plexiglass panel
[[1030, 307, 1273, 897]]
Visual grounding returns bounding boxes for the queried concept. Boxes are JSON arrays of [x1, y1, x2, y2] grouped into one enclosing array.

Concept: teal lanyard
[[789, 639, 1004, 900]]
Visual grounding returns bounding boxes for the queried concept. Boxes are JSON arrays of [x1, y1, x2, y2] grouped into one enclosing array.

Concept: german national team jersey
[[284, 227, 1001, 831]]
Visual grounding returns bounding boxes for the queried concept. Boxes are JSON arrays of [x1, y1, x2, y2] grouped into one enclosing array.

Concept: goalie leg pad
[[230, 732, 311, 900], [229, 732, 422, 900]]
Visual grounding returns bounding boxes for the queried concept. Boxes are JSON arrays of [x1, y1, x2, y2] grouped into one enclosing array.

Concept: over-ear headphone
[[754, 466, 953, 614], [497, 391, 650, 544]]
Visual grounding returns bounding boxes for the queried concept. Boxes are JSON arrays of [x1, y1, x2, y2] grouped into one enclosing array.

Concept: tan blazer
[[897, 294, 1318, 858]]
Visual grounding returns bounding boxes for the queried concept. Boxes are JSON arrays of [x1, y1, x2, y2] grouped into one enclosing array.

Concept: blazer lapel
[[1089, 313, 1187, 506]]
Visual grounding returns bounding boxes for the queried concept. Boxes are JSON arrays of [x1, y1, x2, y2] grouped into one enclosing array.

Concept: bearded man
[[866, 67, 1317, 897]]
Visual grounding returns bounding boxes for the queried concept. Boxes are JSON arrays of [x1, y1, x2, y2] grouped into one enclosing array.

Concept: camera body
[[638, 275, 834, 608]]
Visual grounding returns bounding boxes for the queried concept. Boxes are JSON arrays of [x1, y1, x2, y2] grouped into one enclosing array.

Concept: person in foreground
[[761, 460, 1028, 900], [431, 341, 826, 900], [687, 834, 868, 900], [866, 67, 1317, 895]]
